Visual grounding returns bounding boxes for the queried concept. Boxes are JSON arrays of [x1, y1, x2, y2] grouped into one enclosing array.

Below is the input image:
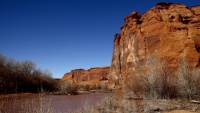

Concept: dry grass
[[0, 95, 58, 113], [21, 98, 54, 113], [0, 97, 15, 113], [163, 110, 200, 113]]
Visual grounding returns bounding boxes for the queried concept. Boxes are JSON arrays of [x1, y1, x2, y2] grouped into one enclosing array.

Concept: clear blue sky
[[0, 0, 199, 78]]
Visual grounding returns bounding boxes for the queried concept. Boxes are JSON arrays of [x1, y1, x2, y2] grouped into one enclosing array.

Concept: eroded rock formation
[[109, 3, 200, 85], [61, 66, 110, 84]]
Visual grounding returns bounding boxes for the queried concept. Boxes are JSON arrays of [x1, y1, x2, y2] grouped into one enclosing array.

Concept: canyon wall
[[61, 66, 109, 84], [109, 3, 200, 86]]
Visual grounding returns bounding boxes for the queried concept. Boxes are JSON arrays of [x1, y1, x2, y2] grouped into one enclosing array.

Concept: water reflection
[[0, 93, 110, 113]]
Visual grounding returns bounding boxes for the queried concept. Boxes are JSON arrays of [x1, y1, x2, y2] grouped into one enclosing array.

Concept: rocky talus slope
[[109, 3, 200, 85]]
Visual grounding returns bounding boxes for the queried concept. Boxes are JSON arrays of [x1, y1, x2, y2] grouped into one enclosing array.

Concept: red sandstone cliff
[[109, 3, 200, 85], [61, 66, 110, 85]]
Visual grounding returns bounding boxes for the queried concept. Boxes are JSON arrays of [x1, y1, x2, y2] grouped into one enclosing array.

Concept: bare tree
[[177, 58, 200, 100], [0, 77, 2, 88], [138, 55, 164, 98], [136, 55, 177, 99], [0, 54, 6, 88], [21, 60, 36, 75], [0, 54, 6, 66]]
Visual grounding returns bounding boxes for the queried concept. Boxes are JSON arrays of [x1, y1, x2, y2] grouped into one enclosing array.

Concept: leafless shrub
[[130, 55, 178, 99], [98, 96, 116, 112], [99, 95, 137, 113], [122, 96, 136, 113], [65, 83, 79, 95], [123, 76, 143, 98], [133, 55, 200, 100], [79, 84, 101, 92], [99, 83, 110, 92], [59, 81, 79, 95], [59, 81, 67, 94], [91, 84, 101, 90], [134, 56, 163, 99], [159, 61, 177, 99], [176, 58, 200, 100], [83, 84, 96, 91], [83, 84, 90, 91]]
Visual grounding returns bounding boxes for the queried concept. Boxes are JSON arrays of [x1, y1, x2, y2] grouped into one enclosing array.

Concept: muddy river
[[0, 92, 110, 113]]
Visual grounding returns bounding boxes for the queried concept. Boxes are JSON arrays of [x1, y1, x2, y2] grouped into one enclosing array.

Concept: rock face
[[109, 3, 200, 85], [61, 66, 110, 84]]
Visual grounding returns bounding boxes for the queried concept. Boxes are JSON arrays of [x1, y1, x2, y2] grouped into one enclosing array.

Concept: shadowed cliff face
[[109, 3, 200, 86]]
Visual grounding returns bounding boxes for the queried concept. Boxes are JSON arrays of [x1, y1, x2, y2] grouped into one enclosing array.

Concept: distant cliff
[[109, 3, 200, 85], [61, 66, 110, 85]]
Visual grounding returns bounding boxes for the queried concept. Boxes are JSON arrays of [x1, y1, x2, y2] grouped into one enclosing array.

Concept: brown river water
[[0, 92, 110, 113]]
